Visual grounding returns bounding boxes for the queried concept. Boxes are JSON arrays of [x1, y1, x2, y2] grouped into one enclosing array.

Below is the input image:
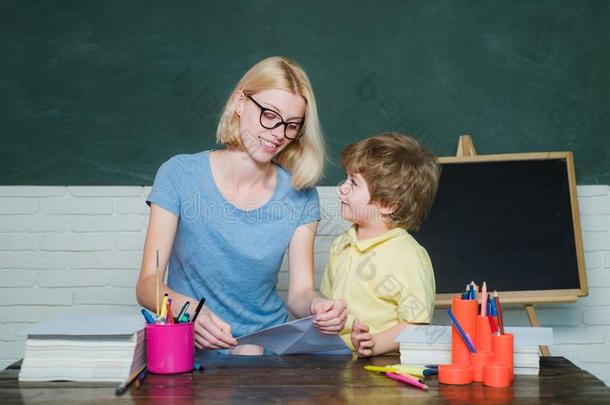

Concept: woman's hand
[[351, 318, 375, 358], [193, 306, 238, 350], [310, 297, 348, 334]]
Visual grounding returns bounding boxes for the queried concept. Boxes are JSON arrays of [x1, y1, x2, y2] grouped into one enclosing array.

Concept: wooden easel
[[455, 135, 551, 357]]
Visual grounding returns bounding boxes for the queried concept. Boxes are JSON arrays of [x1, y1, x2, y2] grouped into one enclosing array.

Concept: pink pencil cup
[[146, 323, 194, 374]]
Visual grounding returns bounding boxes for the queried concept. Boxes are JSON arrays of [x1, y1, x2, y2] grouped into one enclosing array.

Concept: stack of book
[[396, 325, 553, 375], [19, 314, 146, 382]]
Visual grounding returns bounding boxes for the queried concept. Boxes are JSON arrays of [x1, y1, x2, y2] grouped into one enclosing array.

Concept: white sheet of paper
[[395, 325, 554, 346], [236, 316, 351, 355], [27, 314, 145, 337]]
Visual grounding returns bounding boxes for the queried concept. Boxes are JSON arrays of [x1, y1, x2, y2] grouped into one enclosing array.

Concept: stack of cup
[[439, 295, 513, 387]]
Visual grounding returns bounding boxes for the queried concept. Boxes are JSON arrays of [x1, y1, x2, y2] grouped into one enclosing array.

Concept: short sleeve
[[146, 159, 181, 217], [319, 259, 332, 297], [297, 187, 321, 226], [394, 260, 435, 324]]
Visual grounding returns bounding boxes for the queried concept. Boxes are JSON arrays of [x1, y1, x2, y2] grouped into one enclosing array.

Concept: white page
[[395, 325, 554, 346], [237, 316, 351, 355], [27, 314, 145, 337]]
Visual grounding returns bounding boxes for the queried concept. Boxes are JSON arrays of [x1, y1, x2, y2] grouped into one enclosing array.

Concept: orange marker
[[166, 298, 175, 324]]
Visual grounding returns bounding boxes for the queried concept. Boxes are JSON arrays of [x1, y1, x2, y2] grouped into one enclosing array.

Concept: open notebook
[[19, 314, 146, 382]]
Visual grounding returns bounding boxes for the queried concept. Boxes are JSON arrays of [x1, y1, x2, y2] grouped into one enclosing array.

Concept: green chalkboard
[[1, 1, 608, 185]]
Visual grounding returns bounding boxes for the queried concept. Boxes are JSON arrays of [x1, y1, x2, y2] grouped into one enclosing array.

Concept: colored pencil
[[155, 249, 160, 318], [488, 314, 497, 334], [481, 281, 487, 317], [447, 309, 477, 353], [385, 372, 428, 391], [494, 291, 505, 334], [115, 365, 146, 396]]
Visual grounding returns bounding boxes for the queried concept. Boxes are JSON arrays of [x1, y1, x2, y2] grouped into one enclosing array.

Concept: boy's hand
[[310, 298, 348, 334], [351, 318, 375, 358]]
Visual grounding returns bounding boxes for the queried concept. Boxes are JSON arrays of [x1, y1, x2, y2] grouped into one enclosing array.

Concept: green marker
[[177, 301, 190, 322]]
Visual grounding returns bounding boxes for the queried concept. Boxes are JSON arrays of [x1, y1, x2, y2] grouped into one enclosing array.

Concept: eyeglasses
[[245, 94, 304, 140]]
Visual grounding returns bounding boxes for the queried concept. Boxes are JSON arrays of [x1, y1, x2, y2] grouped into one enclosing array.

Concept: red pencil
[[488, 315, 497, 334], [494, 291, 505, 334]]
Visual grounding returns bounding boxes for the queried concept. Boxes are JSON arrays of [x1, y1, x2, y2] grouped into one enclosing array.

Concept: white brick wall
[[0, 186, 150, 373], [0, 185, 609, 387]]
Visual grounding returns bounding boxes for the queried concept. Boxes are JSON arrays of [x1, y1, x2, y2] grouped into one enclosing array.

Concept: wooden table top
[[1, 355, 608, 404]]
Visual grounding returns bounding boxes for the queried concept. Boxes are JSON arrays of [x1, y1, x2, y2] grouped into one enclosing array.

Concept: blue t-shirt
[[146, 150, 320, 337]]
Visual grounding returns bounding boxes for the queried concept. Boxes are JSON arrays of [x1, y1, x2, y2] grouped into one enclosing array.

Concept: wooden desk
[[1, 355, 608, 404]]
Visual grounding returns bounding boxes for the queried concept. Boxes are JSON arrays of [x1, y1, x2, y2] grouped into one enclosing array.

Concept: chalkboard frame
[[433, 150, 587, 307]]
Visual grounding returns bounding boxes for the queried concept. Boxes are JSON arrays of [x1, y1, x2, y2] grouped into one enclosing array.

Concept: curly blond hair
[[341, 133, 440, 230]]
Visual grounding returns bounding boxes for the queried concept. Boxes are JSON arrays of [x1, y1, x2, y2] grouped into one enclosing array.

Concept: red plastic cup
[[146, 323, 194, 374], [471, 351, 493, 382], [477, 315, 493, 353], [438, 363, 473, 385], [451, 297, 478, 365], [492, 333, 514, 382], [483, 361, 511, 387]]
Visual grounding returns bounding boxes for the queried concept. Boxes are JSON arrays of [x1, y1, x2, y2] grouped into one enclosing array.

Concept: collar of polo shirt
[[336, 225, 407, 253]]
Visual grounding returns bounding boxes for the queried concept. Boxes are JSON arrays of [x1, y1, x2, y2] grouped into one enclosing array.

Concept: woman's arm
[[136, 204, 185, 313], [286, 221, 347, 333], [136, 204, 237, 350]]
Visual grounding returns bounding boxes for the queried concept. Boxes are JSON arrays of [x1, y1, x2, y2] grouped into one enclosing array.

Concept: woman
[[136, 56, 347, 354]]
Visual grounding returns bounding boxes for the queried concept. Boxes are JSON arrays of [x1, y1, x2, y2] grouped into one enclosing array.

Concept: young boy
[[320, 133, 441, 357]]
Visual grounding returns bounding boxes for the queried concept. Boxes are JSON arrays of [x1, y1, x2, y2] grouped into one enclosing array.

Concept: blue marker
[[141, 308, 155, 324], [462, 285, 470, 300]]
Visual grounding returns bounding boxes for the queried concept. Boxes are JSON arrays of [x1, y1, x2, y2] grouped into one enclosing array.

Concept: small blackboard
[[413, 151, 587, 305]]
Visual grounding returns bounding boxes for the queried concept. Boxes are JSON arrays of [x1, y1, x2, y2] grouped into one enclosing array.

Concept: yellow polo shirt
[[320, 225, 436, 350]]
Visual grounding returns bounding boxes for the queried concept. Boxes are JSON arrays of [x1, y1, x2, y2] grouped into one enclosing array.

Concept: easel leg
[[525, 304, 551, 357]]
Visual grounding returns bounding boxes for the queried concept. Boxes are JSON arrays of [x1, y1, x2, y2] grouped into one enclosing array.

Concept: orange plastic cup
[[492, 333, 514, 382], [451, 297, 478, 365], [477, 315, 493, 352], [471, 351, 493, 382], [438, 363, 473, 385], [483, 361, 511, 387]]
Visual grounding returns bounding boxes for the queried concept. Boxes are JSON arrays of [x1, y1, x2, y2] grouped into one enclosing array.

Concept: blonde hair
[[216, 56, 325, 190], [341, 133, 441, 230]]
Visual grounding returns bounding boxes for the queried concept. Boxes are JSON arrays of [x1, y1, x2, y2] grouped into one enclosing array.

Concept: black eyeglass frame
[[245, 94, 305, 140]]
